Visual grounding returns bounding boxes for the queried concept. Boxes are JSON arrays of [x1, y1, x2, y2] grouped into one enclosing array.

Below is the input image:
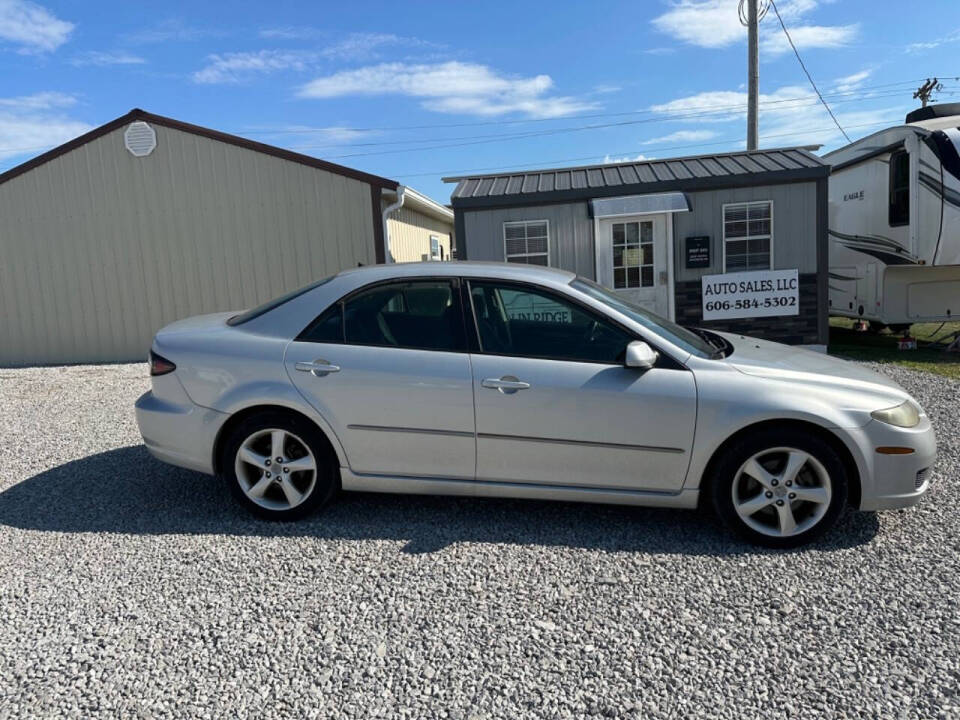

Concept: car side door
[[466, 279, 696, 492], [284, 278, 476, 480]]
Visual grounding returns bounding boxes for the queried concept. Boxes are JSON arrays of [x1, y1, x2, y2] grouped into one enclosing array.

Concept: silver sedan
[[135, 262, 936, 548]]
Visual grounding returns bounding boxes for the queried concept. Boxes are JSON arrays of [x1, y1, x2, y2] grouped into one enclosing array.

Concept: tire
[[710, 427, 848, 549], [219, 410, 339, 520]]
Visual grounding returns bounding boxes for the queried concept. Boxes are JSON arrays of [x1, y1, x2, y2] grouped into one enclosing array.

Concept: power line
[[289, 87, 954, 154], [768, 0, 851, 143], [319, 88, 957, 160], [236, 78, 943, 137], [385, 118, 904, 179]]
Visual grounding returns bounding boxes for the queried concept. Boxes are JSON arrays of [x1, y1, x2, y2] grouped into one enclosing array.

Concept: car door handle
[[481, 376, 530, 393], [295, 360, 341, 376]]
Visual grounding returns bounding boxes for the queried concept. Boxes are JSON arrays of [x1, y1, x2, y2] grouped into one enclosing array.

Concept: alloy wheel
[[234, 428, 317, 511], [731, 446, 832, 538]]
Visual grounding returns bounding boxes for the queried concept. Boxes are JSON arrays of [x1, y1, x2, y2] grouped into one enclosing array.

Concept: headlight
[[871, 401, 920, 428]]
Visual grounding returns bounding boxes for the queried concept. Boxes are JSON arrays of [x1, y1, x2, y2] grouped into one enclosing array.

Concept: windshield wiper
[[689, 327, 728, 359]]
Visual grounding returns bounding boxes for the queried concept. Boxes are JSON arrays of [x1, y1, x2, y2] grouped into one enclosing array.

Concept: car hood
[[714, 331, 907, 397]]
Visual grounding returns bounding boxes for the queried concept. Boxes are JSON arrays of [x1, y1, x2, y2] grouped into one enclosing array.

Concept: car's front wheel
[[710, 428, 848, 548], [221, 411, 338, 520]]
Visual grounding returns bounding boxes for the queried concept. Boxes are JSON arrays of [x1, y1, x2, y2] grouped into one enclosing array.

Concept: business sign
[[685, 236, 710, 268], [701, 268, 799, 320]]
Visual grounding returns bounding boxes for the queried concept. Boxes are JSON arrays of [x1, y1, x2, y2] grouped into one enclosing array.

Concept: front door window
[[612, 220, 654, 289]]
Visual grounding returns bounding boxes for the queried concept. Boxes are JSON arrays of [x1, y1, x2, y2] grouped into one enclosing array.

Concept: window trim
[[429, 235, 441, 260], [296, 276, 471, 353], [888, 149, 910, 227], [721, 200, 774, 273], [502, 219, 550, 265], [463, 277, 655, 367]]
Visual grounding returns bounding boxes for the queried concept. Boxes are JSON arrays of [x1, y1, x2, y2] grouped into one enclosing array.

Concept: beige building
[[382, 186, 455, 262], [0, 108, 450, 366]]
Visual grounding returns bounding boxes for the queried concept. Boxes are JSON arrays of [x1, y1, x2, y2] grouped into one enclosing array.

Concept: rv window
[[889, 150, 909, 227]]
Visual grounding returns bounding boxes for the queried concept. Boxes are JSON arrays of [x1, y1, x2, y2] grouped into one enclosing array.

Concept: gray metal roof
[[445, 146, 828, 207]]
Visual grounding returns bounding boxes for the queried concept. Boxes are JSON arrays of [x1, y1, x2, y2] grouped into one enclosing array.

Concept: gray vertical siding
[[456, 178, 826, 345], [458, 181, 820, 281], [0, 123, 378, 366], [672, 181, 819, 281], [460, 202, 596, 278]]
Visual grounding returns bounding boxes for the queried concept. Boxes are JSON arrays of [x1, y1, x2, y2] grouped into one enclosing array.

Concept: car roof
[[334, 261, 577, 284]]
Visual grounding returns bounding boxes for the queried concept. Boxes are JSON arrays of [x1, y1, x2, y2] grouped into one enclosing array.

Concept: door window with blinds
[[503, 220, 549, 265], [612, 220, 654, 289], [723, 201, 772, 271]]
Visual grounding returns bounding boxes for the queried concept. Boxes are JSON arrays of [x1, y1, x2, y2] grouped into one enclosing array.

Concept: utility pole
[[746, 0, 759, 150], [913, 78, 942, 108]]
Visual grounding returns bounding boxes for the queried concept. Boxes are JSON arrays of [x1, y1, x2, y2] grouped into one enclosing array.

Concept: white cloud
[[259, 26, 321, 40], [125, 19, 219, 45], [193, 50, 315, 84], [760, 23, 857, 55], [650, 84, 899, 148], [0, 0, 72, 53], [593, 84, 621, 95], [0, 90, 76, 110], [652, 0, 856, 55], [246, 124, 378, 147], [0, 92, 91, 162], [603, 154, 650, 164], [642, 129, 717, 144], [834, 69, 870, 93], [69, 50, 145, 67], [320, 32, 434, 62], [298, 61, 598, 118], [652, 0, 743, 48], [906, 28, 960, 53]]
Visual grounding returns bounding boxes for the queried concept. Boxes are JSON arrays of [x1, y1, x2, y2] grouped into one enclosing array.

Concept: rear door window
[[301, 280, 466, 352]]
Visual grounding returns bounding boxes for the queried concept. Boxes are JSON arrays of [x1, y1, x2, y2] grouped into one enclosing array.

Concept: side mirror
[[625, 340, 658, 370]]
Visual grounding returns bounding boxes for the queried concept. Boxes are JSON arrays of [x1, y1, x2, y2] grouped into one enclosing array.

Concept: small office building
[[446, 147, 830, 348]]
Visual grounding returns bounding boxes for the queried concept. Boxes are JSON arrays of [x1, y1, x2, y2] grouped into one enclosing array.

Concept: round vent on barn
[[124, 121, 157, 157]]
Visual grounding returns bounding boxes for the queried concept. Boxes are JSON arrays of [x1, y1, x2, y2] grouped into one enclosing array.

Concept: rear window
[[227, 276, 335, 326]]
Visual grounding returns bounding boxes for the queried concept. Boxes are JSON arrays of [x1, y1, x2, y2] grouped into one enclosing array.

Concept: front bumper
[[856, 416, 937, 511], [135, 383, 228, 475]]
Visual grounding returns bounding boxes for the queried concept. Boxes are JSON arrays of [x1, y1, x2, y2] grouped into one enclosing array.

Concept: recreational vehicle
[[825, 103, 960, 329]]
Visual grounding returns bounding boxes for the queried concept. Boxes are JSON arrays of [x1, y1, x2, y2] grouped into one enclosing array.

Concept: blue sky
[[0, 0, 958, 201]]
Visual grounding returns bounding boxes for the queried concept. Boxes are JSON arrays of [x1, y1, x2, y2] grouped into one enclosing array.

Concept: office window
[[503, 220, 549, 265], [612, 220, 654, 289], [724, 201, 772, 272]]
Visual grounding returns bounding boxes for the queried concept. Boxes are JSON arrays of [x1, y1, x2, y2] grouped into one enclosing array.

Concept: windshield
[[571, 277, 719, 359], [227, 275, 335, 326]]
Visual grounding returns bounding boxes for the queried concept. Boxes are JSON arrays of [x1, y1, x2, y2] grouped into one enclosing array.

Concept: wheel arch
[[212, 404, 342, 476], [697, 419, 862, 510]]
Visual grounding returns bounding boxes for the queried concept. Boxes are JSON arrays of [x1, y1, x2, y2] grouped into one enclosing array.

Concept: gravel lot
[[0, 361, 958, 719]]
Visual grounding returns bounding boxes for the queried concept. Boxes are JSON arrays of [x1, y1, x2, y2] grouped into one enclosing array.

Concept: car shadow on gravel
[[0, 445, 879, 555]]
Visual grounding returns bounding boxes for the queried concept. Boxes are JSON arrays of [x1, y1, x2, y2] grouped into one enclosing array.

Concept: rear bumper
[[135, 389, 228, 475], [857, 418, 937, 511]]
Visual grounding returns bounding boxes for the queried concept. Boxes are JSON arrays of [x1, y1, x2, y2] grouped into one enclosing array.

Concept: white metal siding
[[0, 123, 377, 366], [385, 205, 453, 262]]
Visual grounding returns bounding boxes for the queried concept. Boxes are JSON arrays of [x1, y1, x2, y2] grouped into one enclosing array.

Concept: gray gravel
[[0, 361, 958, 719]]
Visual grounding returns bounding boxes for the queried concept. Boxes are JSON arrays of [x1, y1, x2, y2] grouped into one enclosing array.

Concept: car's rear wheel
[[221, 411, 338, 520], [711, 428, 847, 548]]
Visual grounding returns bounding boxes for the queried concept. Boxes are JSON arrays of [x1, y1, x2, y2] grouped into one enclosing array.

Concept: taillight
[[149, 350, 176, 376]]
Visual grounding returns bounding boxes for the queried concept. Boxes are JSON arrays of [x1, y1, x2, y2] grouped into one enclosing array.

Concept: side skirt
[[340, 468, 700, 509]]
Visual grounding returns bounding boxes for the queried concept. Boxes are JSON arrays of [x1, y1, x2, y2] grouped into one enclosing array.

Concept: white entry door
[[596, 214, 669, 317]]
